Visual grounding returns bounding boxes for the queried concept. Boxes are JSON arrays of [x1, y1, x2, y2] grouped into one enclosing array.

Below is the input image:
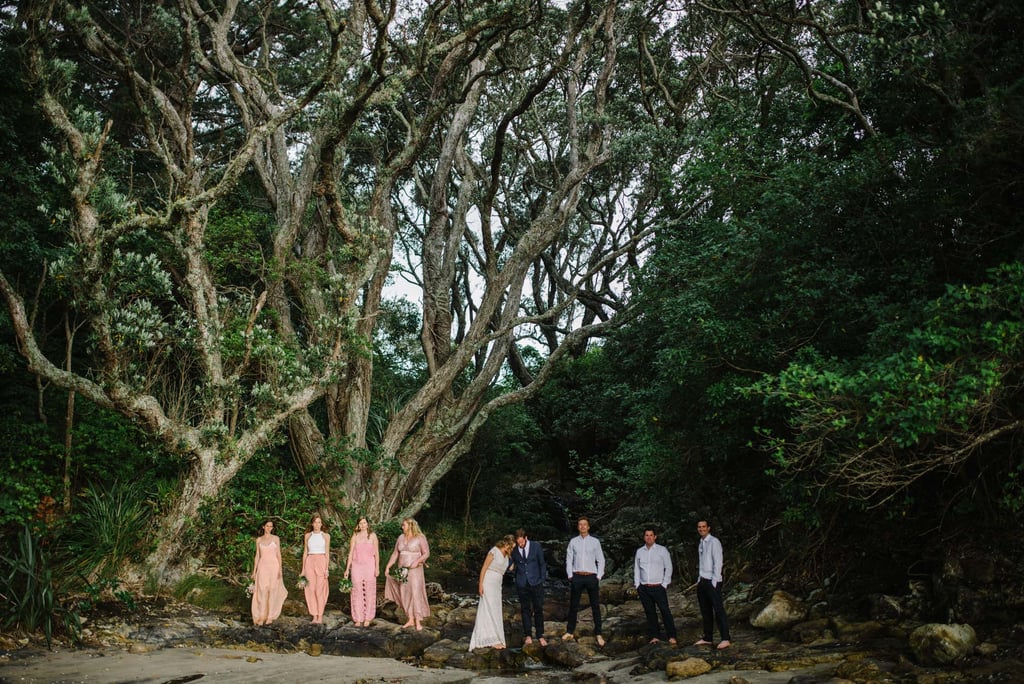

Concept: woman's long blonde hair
[[497, 534, 516, 556], [403, 517, 423, 537]]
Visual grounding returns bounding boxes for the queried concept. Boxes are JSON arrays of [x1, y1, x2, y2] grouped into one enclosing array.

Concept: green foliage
[[752, 263, 1024, 504], [0, 393, 176, 531], [173, 574, 236, 610], [1002, 459, 1024, 514], [0, 526, 81, 646], [60, 480, 154, 580], [69, 408, 178, 486], [0, 421, 62, 529], [426, 520, 510, 577], [205, 208, 273, 283], [373, 519, 403, 549], [75, 577, 137, 613]]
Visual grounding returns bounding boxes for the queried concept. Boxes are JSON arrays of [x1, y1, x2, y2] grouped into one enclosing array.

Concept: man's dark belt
[[573, 571, 595, 575], [641, 583, 661, 587]]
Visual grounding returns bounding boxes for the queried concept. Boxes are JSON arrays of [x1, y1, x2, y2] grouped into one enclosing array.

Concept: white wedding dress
[[469, 546, 506, 649]]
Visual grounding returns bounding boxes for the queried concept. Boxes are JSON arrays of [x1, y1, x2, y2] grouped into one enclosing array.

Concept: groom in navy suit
[[510, 528, 548, 646]]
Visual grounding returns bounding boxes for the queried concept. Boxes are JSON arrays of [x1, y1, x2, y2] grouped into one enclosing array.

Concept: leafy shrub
[[0, 421, 62, 528], [73, 577, 138, 613]]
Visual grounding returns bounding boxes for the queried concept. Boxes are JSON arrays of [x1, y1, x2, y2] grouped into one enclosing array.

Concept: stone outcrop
[[909, 622, 978, 665], [749, 590, 808, 629], [665, 656, 711, 678]]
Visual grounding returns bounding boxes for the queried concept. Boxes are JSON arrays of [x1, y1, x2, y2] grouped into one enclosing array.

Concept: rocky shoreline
[[2, 574, 1022, 683]]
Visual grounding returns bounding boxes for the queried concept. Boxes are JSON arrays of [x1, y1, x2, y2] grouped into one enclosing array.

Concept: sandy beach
[[0, 646, 477, 684]]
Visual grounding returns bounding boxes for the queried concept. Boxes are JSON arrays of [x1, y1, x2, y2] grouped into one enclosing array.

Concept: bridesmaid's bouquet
[[245, 582, 255, 598], [337, 577, 353, 593], [389, 566, 409, 584], [295, 575, 309, 590]]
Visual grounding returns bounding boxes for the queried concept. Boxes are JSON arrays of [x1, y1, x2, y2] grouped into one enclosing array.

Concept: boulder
[[789, 618, 833, 644], [422, 638, 525, 671], [829, 617, 886, 641], [544, 639, 592, 668], [866, 593, 905, 621], [666, 657, 712, 678], [386, 626, 439, 658], [909, 623, 977, 665], [750, 590, 808, 630]]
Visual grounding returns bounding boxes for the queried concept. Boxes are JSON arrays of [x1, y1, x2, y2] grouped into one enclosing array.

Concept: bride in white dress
[[469, 535, 516, 650]]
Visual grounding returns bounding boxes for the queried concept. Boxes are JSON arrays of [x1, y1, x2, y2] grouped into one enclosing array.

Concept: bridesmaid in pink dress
[[301, 513, 331, 624], [251, 520, 288, 626], [343, 516, 379, 626], [384, 517, 431, 630]]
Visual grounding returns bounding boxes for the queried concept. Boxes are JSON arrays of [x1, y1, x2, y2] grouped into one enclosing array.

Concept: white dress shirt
[[697, 534, 724, 584], [634, 543, 673, 587], [566, 534, 605, 579]]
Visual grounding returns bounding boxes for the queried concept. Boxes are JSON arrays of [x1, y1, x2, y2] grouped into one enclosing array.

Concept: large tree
[[1, 0, 676, 575]]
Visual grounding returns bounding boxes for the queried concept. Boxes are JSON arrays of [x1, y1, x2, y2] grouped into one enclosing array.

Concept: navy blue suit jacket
[[510, 540, 547, 588]]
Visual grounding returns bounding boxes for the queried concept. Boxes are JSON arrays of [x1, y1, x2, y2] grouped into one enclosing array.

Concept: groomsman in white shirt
[[694, 519, 731, 649], [634, 527, 678, 644], [563, 516, 606, 647]]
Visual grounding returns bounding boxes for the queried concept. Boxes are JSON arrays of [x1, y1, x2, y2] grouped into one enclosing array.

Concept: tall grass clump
[[61, 480, 152, 580], [0, 525, 81, 646]]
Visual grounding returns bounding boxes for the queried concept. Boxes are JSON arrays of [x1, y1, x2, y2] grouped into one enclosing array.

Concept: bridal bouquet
[[245, 582, 255, 598], [337, 577, 353, 593], [389, 566, 409, 584], [295, 575, 309, 590]]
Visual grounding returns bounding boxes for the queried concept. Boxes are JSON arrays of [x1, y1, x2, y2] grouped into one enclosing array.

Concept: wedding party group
[[249, 512, 732, 654]]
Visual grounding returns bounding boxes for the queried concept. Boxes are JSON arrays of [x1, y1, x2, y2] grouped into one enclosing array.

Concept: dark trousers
[[566, 574, 601, 635], [696, 577, 730, 641], [638, 584, 677, 639], [516, 582, 545, 638]]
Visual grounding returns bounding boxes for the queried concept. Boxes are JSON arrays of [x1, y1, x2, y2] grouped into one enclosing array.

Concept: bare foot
[[402, 621, 415, 628], [717, 640, 731, 650], [694, 639, 713, 646], [649, 637, 660, 644], [539, 637, 548, 647], [524, 636, 533, 645], [562, 633, 574, 641], [596, 635, 606, 648], [669, 638, 678, 645]]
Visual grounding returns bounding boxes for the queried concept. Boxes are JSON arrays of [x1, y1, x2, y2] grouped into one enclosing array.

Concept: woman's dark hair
[[305, 512, 327, 534]]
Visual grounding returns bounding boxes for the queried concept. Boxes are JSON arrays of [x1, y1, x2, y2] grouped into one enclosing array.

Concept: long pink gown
[[385, 534, 430, 621], [349, 539, 378, 623], [252, 537, 288, 625], [303, 532, 330, 619]]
